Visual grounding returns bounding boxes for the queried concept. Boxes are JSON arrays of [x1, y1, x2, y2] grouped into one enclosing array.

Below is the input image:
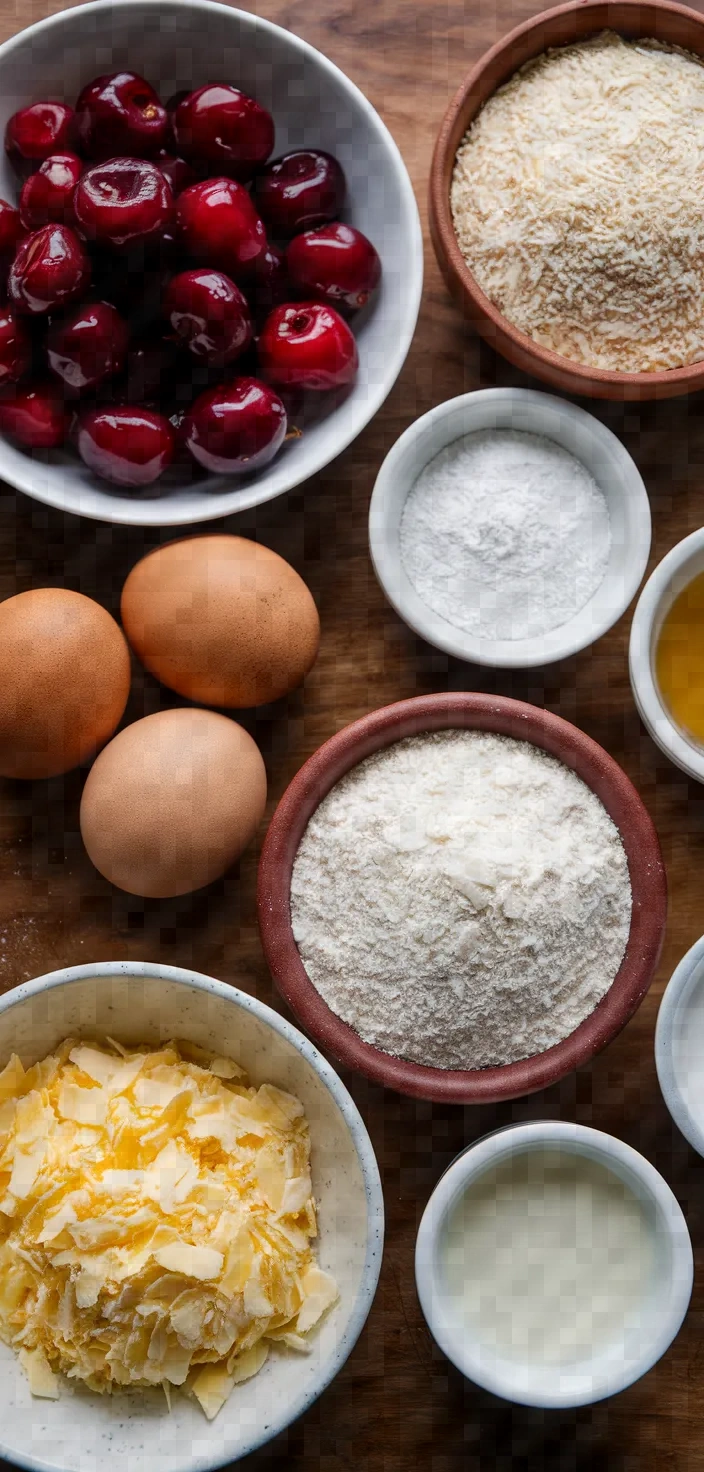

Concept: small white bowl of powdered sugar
[[258, 692, 667, 1103], [369, 388, 651, 668]]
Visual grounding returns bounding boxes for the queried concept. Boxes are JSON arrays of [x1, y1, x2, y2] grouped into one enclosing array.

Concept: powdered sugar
[[399, 429, 611, 641], [290, 731, 631, 1070]]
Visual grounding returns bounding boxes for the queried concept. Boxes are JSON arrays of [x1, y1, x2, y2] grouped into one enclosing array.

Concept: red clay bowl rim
[[429, 0, 704, 397], [257, 693, 667, 1104]]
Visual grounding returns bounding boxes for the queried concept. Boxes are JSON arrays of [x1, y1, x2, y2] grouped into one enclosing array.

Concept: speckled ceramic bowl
[[258, 693, 667, 1104], [0, 961, 383, 1472], [0, 0, 422, 525]]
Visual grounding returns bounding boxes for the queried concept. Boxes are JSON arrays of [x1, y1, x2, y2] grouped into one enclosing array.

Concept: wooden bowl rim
[[257, 694, 667, 1104], [429, 0, 704, 397]]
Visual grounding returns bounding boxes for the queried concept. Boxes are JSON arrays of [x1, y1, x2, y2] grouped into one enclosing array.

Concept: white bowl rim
[[0, 0, 423, 528], [369, 386, 652, 669], [655, 933, 704, 1157], [629, 526, 704, 783], [0, 959, 384, 1472], [415, 1118, 693, 1409]]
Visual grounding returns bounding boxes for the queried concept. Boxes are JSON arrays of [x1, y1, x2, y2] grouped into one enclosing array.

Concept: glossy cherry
[[0, 308, 32, 386], [286, 222, 381, 311], [20, 153, 83, 230], [0, 381, 69, 448], [258, 301, 358, 390], [173, 84, 274, 180], [175, 177, 266, 276], [5, 102, 75, 175], [47, 301, 129, 394], [77, 405, 175, 486], [184, 375, 287, 474], [0, 200, 24, 258], [253, 149, 345, 237], [157, 151, 196, 196], [164, 268, 252, 367], [74, 157, 173, 249], [9, 224, 90, 315], [75, 72, 168, 160], [249, 243, 290, 318]]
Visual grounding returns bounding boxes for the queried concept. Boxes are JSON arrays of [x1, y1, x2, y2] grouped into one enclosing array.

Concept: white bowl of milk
[[415, 1120, 692, 1407]]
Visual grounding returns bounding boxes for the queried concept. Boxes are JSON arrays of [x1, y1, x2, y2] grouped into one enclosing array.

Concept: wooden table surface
[[0, 0, 703, 1468]]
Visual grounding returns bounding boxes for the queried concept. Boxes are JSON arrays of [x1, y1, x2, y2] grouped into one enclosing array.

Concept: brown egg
[[120, 535, 320, 708], [79, 707, 267, 897], [0, 588, 131, 780]]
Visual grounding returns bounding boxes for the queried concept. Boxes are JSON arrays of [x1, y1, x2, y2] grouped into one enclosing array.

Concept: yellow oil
[[656, 570, 704, 745]]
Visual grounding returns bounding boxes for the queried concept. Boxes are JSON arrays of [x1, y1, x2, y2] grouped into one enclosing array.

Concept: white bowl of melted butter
[[415, 1120, 691, 1408], [0, 961, 383, 1472]]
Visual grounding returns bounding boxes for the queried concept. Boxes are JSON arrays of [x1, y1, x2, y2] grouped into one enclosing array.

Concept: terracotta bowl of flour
[[257, 693, 667, 1103], [430, 0, 704, 401]]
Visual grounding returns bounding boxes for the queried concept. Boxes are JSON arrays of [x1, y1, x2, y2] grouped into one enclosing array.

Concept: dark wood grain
[[0, 1, 701, 1468]]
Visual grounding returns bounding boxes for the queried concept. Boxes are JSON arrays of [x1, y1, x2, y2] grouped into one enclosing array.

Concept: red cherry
[[173, 85, 274, 180], [0, 380, 69, 448], [164, 268, 252, 367], [19, 153, 83, 230], [258, 301, 358, 390], [184, 376, 287, 474], [253, 150, 345, 237], [0, 308, 32, 386], [5, 102, 75, 176], [75, 72, 168, 160], [0, 200, 24, 258], [47, 301, 129, 394], [9, 224, 90, 315], [77, 406, 174, 486], [157, 151, 196, 196], [74, 158, 173, 249], [175, 177, 266, 277], [286, 223, 381, 311], [164, 90, 189, 149], [249, 243, 290, 318]]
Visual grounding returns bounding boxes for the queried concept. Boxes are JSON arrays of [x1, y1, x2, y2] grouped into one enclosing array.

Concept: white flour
[[290, 731, 631, 1070], [399, 429, 611, 641]]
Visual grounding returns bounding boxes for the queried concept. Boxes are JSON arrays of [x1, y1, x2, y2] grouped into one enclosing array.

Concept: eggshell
[[120, 535, 320, 708], [79, 707, 267, 897], [0, 588, 131, 780]]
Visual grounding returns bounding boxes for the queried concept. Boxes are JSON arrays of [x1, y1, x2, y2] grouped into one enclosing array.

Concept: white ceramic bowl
[[0, 961, 384, 1472], [415, 1120, 692, 1408], [369, 388, 651, 668], [0, 0, 422, 527], [629, 528, 704, 783], [655, 934, 704, 1156]]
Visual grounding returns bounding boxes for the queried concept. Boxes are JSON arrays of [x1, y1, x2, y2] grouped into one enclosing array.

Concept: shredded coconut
[[399, 429, 611, 641], [290, 731, 632, 1070], [451, 31, 704, 372]]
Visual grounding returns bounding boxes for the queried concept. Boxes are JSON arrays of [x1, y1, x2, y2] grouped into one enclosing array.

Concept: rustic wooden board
[[0, 0, 702, 1467]]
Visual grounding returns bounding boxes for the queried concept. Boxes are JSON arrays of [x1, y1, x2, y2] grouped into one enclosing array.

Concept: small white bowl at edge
[[0, 961, 384, 1472], [655, 934, 704, 1156], [629, 526, 704, 783], [369, 388, 652, 668], [415, 1119, 692, 1409]]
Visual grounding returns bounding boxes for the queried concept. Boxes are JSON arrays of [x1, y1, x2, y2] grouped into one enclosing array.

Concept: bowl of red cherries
[[0, 0, 422, 524]]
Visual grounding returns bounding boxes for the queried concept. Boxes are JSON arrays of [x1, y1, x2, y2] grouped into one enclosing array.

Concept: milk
[[440, 1146, 655, 1367]]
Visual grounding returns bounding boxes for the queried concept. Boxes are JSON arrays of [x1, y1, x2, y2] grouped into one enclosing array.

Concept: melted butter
[[440, 1147, 655, 1367], [656, 571, 704, 746]]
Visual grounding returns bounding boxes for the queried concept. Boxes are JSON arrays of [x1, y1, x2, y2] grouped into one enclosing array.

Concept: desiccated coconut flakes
[[451, 32, 704, 372]]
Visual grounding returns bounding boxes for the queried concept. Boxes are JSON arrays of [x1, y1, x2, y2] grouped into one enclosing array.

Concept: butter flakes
[[19, 1346, 60, 1399], [0, 1039, 337, 1419]]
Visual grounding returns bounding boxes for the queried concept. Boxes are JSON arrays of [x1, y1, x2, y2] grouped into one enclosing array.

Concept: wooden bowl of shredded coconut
[[258, 693, 667, 1103], [430, 0, 704, 400]]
